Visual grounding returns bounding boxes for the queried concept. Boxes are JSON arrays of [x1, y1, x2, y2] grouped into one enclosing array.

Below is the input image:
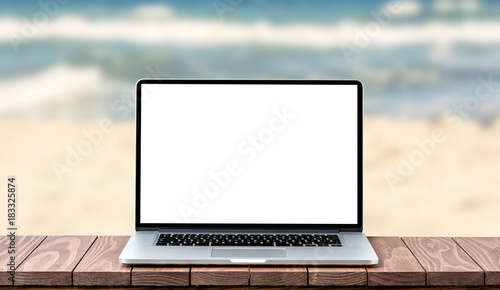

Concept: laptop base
[[119, 231, 378, 265]]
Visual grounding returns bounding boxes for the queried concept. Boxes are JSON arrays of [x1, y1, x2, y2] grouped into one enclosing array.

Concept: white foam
[[0, 9, 499, 48]]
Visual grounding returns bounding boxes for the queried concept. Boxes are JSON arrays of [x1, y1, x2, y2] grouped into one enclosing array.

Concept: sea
[[1, 0, 499, 122]]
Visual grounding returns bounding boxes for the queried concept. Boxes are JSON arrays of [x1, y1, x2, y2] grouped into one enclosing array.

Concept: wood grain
[[1, 287, 499, 290], [454, 237, 500, 285], [191, 267, 249, 286], [73, 236, 131, 286], [249, 266, 307, 286], [132, 266, 190, 286], [15, 236, 96, 286], [367, 237, 425, 286], [308, 266, 367, 286], [0, 236, 45, 285], [5, 235, 498, 288], [403, 237, 484, 286]]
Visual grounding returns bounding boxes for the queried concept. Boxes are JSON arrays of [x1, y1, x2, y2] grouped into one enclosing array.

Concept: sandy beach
[[2, 117, 500, 236]]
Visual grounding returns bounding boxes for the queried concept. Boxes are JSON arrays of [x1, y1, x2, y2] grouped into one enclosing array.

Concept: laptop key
[[275, 243, 291, 247], [156, 233, 342, 247]]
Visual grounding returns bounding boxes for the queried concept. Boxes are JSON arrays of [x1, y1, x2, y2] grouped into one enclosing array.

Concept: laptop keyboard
[[156, 233, 341, 247]]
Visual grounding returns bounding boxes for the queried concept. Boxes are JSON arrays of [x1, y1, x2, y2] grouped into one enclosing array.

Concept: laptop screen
[[139, 81, 360, 226]]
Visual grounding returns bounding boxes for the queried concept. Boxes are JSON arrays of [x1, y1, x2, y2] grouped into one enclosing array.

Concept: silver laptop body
[[119, 79, 378, 265]]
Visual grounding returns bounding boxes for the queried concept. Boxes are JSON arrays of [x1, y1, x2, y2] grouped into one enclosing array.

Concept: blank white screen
[[140, 83, 358, 224]]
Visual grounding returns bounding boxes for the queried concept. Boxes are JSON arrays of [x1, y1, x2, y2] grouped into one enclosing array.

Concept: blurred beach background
[[1, 0, 499, 236]]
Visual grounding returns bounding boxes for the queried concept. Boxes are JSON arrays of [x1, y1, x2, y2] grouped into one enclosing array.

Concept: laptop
[[119, 79, 378, 265]]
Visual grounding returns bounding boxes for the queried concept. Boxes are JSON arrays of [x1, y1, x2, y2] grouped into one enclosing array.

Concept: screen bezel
[[136, 79, 363, 232]]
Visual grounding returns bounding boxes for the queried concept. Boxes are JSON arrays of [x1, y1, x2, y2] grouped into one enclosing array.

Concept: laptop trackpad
[[211, 248, 286, 258]]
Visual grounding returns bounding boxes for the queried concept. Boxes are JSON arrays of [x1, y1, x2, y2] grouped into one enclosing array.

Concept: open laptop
[[119, 79, 378, 265]]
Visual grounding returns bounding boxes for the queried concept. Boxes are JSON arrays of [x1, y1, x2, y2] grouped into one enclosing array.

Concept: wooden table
[[1, 236, 499, 289]]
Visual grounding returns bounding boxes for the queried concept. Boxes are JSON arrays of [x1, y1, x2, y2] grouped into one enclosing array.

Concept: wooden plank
[[402, 237, 484, 286], [308, 266, 366, 286], [367, 237, 425, 286], [0, 287, 497, 290], [132, 266, 190, 286], [0, 236, 45, 286], [454, 237, 500, 286], [15, 236, 96, 286], [73, 236, 131, 286], [191, 267, 249, 286], [250, 266, 307, 286]]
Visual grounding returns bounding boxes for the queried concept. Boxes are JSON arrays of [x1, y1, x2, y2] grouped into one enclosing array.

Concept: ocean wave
[[1, 13, 500, 48]]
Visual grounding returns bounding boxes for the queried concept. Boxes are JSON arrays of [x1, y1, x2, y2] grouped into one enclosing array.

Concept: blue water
[[3, 1, 500, 23], [1, 0, 500, 121]]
